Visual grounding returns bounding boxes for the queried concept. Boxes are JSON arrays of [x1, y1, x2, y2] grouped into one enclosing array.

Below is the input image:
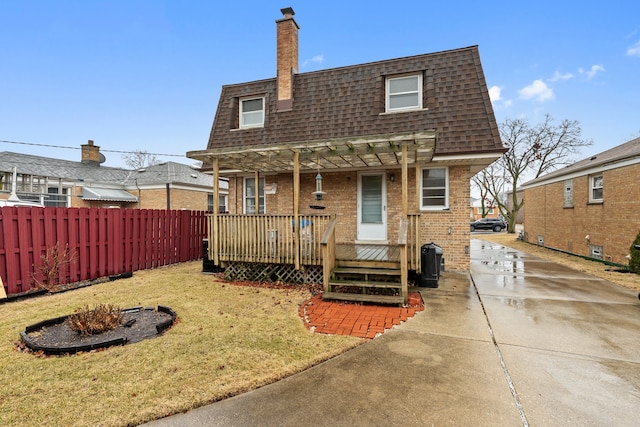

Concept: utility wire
[[0, 139, 186, 158]]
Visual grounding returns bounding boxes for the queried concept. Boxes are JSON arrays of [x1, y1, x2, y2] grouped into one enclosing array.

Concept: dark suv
[[470, 217, 507, 232]]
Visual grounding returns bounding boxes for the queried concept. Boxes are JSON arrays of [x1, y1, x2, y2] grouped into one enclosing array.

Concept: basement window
[[386, 75, 422, 112], [240, 97, 265, 129], [589, 244, 603, 260]]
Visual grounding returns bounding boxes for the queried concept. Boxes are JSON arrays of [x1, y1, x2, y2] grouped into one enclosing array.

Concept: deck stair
[[323, 259, 404, 305]]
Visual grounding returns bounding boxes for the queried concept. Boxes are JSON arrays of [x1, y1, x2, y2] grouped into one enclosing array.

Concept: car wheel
[[470, 225, 475, 232], [493, 225, 502, 232]]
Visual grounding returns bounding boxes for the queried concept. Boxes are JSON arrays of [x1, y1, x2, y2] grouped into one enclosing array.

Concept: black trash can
[[420, 243, 443, 287], [202, 239, 216, 273], [434, 245, 444, 278]]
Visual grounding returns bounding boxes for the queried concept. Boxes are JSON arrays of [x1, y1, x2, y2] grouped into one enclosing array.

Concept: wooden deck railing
[[320, 218, 337, 292], [209, 214, 334, 266]]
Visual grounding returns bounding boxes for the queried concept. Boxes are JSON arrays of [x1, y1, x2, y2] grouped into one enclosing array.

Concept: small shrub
[[630, 229, 640, 274], [34, 242, 77, 291], [68, 304, 123, 336]]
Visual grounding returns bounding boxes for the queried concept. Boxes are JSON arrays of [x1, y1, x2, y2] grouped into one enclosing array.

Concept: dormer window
[[386, 75, 422, 112], [240, 97, 265, 128]]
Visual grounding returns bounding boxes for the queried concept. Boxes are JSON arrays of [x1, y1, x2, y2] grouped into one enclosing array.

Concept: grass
[[475, 232, 640, 292], [0, 262, 362, 427]]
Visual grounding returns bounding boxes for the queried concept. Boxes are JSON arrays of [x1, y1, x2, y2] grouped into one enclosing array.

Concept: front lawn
[[0, 262, 362, 426]]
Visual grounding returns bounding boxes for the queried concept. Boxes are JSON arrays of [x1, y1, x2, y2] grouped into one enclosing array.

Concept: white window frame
[[243, 177, 265, 214], [239, 97, 265, 129], [420, 167, 449, 210], [386, 74, 422, 112], [589, 174, 603, 203]]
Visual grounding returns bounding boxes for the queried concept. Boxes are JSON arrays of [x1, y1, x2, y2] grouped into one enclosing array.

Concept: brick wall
[[136, 188, 209, 211], [226, 164, 471, 270], [523, 162, 640, 265]]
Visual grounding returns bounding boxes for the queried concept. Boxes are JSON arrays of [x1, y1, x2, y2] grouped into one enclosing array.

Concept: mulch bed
[[18, 306, 176, 357]]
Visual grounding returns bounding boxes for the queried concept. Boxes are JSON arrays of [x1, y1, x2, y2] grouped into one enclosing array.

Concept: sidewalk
[[143, 239, 640, 426]]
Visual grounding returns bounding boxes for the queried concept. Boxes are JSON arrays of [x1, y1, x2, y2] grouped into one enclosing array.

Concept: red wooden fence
[[0, 207, 208, 296]]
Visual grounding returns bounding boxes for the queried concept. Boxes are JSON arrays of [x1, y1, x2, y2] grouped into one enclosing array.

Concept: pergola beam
[[187, 131, 437, 174]]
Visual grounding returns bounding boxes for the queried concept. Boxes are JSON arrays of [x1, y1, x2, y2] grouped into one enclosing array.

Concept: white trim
[[431, 153, 503, 162], [588, 174, 603, 203], [420, 166, 449, 210], [357, 172, 387, 241], [520, 156, 640, 190], [378, 108, 429, 116], [239, 96, 265, 129], [385, 74, 422, 112]]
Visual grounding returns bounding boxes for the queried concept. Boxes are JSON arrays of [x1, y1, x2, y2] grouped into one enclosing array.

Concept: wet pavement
[[142, 239, 640, 427]]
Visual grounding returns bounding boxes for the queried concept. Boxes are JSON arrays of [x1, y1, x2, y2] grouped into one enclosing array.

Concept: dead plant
[[68, 304, 123, 336], [33, 242, 77, 291]]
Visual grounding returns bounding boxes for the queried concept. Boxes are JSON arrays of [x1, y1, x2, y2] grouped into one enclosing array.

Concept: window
[[45, 187, 68, 207], [240, 97, 265, 128], [563, 179, 573, 208], [244, 177, 265, 214], [589, 175, 603, 202], [219, 194, 228, 213], [386, 75, 422, 112], [420, 167, 448, 210], [208, 194, 228, 213]]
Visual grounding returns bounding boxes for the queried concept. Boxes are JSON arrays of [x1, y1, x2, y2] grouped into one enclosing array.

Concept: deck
[[335, 244, 400, 263], [207, 214, 420, 303]]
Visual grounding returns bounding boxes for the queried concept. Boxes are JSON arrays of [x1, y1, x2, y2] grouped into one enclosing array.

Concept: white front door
[[357, 172, 387, 241]]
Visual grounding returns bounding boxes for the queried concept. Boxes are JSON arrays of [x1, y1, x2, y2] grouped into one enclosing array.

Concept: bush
[[68, 304, 123, 336], [34, 242, 77, 291], [629, 230, 640, 274]]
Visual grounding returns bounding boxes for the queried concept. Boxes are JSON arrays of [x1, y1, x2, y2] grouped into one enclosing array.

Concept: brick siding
[[523, 162, 640, 265], [226, 164, 471, 270]]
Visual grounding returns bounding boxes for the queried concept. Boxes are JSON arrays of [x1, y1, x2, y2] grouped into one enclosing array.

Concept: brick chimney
[[276, 7, 299, 111], [81, 139, 101, 166]]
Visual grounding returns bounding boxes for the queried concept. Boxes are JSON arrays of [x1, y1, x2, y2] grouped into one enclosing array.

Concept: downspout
[[135, 179, 141, 208], [166, 183, 171, 210]]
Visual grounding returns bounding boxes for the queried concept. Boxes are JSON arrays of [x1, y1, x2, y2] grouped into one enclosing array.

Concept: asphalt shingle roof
[[522, 136, 640, 187], [206, 46, 503, 157], [0, 152, 131, 184], [0, 152, 213, 188]]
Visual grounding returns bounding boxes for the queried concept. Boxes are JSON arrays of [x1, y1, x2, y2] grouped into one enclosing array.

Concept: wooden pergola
[[187, 129, 437, 221]]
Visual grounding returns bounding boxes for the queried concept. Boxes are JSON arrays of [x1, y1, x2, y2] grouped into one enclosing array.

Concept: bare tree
[[477, 114, 592, 233], [471, 171, 498, 218], [122, 150, 159, 170]]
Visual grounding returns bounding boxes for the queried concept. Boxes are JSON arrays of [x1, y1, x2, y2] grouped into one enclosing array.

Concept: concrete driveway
[[143, 238, 640, 427]]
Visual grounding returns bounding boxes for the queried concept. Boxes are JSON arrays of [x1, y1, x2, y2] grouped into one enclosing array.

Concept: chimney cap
[[280, 7, 295, 17]]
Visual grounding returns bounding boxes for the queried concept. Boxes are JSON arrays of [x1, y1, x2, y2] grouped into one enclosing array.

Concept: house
[[187, 8, 506, 303], [520, 136, 640, 265], [0, 140, 226, 210], [470, 197, 500, 220]]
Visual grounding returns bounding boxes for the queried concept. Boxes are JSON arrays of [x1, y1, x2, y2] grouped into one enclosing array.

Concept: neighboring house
[[188, 8, 506, 303], [0, 140, 225, 211], [520, 136, 640, 265], [470, 197, 500, 220]]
